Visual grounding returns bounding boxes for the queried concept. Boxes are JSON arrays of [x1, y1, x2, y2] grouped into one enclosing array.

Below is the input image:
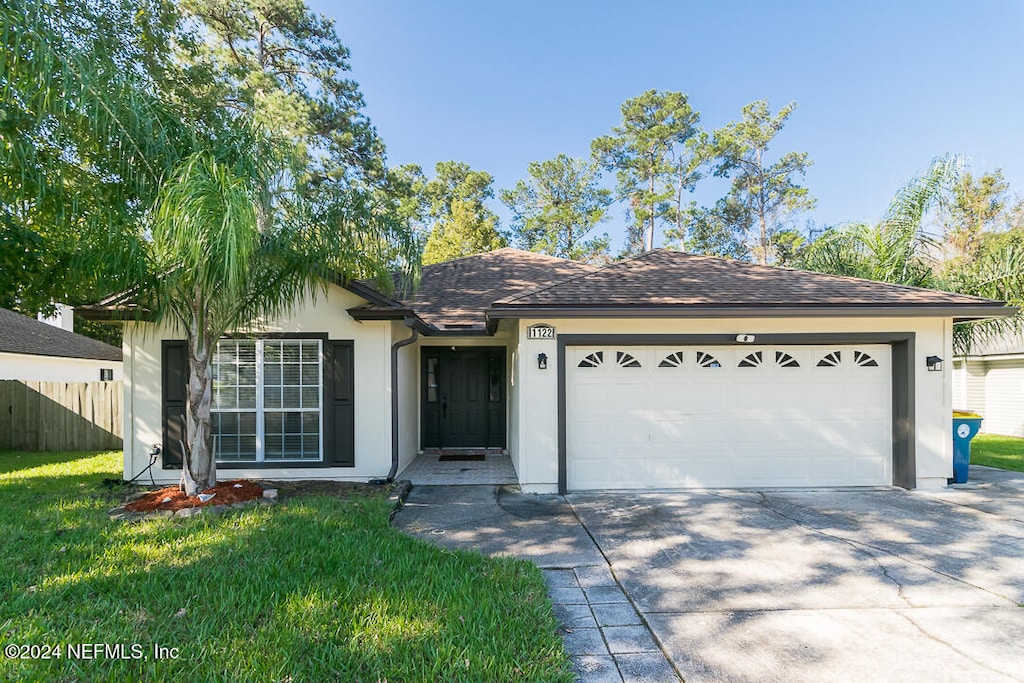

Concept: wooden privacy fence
[[0, 381, 123, 451]]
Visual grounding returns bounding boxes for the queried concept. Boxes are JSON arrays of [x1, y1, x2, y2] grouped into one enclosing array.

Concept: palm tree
[[2, 0, 418, 494], [793, 155, 1024, 353], [149, 128, 417, 493]]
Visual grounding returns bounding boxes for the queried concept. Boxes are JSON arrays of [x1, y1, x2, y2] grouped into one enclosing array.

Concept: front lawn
[[0, 451, 572, 682], [970, 434, 1024, 472]]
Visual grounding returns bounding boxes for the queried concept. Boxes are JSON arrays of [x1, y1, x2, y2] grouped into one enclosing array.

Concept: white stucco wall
[[123, 285, 394, 483], [0, 352, 122, 382], [510, 316, 954, 493], [125, 295, 961, 491], [505, 321, 522, 479]]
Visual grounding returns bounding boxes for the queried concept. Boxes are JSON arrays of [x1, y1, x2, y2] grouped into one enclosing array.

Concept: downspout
[[126, 325, 135, 480], [388, 318, 419, 481]]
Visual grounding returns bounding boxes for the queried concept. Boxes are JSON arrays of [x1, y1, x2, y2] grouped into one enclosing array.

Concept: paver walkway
[[398, 451, 517, 485], [544, 565, 678, 681]]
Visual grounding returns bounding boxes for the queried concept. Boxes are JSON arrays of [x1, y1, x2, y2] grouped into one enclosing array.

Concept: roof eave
[[346, 306, 432, 334], [338, 276, 409, 309], [428, 327, 492, 337], [0, 348, 122, 362], [485, 304, 1019, 322], [75, 304, 156, 323]]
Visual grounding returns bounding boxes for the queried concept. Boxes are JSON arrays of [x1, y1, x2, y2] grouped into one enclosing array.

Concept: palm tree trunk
[[183, 315, 216, 496]]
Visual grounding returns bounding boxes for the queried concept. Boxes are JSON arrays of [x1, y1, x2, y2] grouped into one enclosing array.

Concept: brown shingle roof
[[351, 248, 1012, 332], [356, 248, 595, 332], [491, 249, 1010, 315], [0, 307, 122, 361]]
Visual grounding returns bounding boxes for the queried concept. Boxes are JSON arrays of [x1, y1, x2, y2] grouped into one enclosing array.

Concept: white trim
[[319, 341, 324, 465], [956, 353, 1024, 362], [255, 340, 265, 461]]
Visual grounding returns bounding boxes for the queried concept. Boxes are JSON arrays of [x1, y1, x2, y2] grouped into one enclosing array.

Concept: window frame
[[211, 337, 325, 464]]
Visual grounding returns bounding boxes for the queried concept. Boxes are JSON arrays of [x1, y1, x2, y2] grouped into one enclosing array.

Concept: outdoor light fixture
[[926, 355, 943, 372], [537, 353, 548, 370]]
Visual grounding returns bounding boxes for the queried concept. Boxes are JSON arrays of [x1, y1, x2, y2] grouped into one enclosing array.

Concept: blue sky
[[310, 1, 1024, 250]]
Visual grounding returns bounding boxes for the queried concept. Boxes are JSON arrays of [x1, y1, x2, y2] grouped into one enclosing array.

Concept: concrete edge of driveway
[[387, 480, 413, 520]]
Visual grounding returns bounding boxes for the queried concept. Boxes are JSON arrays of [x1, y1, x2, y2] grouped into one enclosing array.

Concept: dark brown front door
[[422, 347, 506, 449]]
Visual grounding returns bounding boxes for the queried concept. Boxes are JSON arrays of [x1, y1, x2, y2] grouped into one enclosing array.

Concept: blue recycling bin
[[951, 414, 983, 484]]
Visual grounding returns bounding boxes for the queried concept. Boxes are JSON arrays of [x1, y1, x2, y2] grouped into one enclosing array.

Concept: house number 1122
[[527, 325, 555, 339]]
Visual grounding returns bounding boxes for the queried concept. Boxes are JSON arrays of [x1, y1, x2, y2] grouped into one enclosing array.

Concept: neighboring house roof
[[957, 332, 1024, 357], [487, 249, 1013, 322], [350, 248, 596, 333], [0, 307, 122, 361]]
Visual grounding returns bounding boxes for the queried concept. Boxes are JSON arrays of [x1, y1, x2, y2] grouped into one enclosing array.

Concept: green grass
[[970, 434, 1024, 472], [0, 451, 572, 682]]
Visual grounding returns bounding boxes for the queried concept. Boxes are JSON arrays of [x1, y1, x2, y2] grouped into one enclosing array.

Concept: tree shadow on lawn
[[0, 449, 116, 475], [0, 494, 572, 683]]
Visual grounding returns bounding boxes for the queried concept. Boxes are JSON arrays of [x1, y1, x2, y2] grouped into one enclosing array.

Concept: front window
[[212, 339, 323, 463]]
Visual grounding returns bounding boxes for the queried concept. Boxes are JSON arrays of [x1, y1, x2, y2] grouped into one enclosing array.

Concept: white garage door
[[566, 345, 892, 490]]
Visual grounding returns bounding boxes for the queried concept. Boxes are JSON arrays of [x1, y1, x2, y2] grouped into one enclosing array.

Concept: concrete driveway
[[393, 466, 1024, 682]]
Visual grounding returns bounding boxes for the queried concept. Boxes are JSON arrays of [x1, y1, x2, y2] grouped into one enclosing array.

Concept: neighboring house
[[0, 307, 122, 382], [90, 248, 1013, 493], [953, 333, 1024, 437]]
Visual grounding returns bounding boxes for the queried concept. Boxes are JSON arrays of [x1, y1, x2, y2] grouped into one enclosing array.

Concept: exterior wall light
[[538, 353, 548, 370], [926, 355, 943, 372]]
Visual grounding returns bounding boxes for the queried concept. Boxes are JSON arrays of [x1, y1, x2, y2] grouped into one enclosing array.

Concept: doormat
[[438, 454, 486, 461]]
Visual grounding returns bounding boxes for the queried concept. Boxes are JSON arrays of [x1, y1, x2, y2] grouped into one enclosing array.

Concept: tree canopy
[[592, 90, 701, 254], [710, 100, 815, 264], [500, 154, 611, 262], [410, 162, 506, 265], [939, 170, 1016, 261]]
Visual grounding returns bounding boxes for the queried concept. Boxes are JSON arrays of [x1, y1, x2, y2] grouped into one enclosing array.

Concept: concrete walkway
[[393, 485, 678, 681], [392, 467, 1024, 683]]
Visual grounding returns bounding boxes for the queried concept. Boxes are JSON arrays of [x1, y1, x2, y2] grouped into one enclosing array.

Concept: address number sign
[[526, 324, 556, 340]]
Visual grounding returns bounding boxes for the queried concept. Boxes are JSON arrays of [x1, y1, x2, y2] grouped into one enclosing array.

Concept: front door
[[422, 347, 506, 448]]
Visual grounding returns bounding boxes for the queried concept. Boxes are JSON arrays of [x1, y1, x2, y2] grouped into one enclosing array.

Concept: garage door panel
[[573, 389, 610, 417], [571, 457, 713, 489], [567, 344, 892, 490]]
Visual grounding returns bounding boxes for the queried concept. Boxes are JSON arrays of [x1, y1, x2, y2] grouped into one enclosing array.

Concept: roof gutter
[[388, 318, 419, 482], [74, 305, 156, 322], [485, 304, 1018, 323], [347, 306, 432, 334]]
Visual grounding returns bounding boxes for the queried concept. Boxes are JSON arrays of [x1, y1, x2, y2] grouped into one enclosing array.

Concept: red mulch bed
[[125, 479, 264, 512]]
